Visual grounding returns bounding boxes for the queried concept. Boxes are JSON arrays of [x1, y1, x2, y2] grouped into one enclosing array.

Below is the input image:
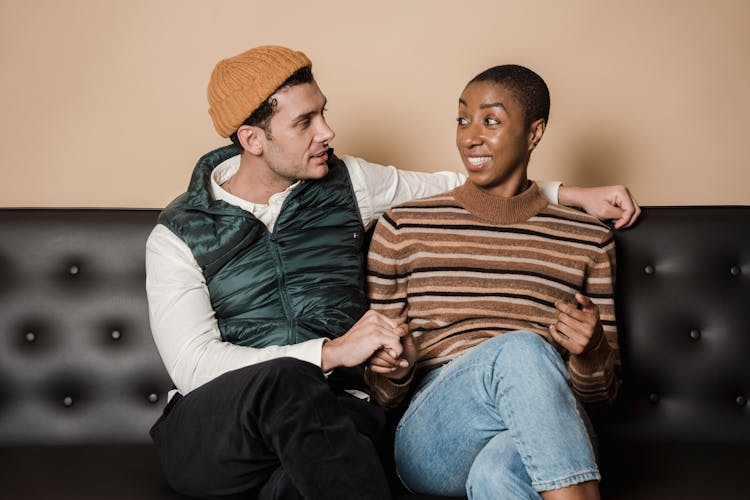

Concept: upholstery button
[[148, 393, 159, 404], [689, 329, 701, 341], [737, 396, 748, 408], [63, 396, 74, 407], [111, 330, 122, 341], [644, 265, 655, 275], [730, 266, 741, 277], [648, 393, 660, 404], [68, 265, 80, 275], [25, 332, 36, 343]]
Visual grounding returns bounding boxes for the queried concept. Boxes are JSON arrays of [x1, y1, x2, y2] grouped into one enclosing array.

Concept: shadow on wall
[[332, 107, 458, 172], [334, 119, 412, 169], [564, 128, 634, 188]]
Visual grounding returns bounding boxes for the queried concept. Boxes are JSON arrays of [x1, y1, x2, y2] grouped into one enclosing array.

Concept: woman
[[365, 64, 620, 500]]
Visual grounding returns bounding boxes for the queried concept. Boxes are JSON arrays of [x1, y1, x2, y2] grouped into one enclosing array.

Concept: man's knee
[[237, 357, 325, 391], [223, 358, 332, 421]]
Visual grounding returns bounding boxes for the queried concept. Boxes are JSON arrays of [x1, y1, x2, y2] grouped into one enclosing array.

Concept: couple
[[146, 45, 628, 499]]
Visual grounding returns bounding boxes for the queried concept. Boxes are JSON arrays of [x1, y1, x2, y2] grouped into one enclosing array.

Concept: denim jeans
[[394, 331, 600, 499]]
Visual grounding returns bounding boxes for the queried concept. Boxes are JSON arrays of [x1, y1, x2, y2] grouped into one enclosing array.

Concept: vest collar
[[184, 144, 245, 214], [184, 145, 338, 216]]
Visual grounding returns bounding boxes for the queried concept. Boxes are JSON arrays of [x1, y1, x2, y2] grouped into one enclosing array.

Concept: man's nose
[[316, 119, 335, 144]]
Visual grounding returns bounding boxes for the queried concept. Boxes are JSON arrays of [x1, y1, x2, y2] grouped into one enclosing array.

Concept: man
[[366, 65, 617, 499], [146, 46, 638, 499]]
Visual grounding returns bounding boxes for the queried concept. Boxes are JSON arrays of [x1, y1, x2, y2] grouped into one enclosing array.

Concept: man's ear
[[528, 119, 546, 151], [236, 125, 264, 156]]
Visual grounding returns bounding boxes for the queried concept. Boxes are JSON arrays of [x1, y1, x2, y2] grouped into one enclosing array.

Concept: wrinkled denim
[[395, 331, 599, 499]]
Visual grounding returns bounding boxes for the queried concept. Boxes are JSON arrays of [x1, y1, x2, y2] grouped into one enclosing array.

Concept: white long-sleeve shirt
[[146, 154, 561, 396]]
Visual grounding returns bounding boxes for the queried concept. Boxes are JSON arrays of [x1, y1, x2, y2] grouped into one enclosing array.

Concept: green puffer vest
[[158, 145, 368, 350]]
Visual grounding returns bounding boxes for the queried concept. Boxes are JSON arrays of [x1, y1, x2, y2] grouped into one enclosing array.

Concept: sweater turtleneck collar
[[452, 180, 549, 225]]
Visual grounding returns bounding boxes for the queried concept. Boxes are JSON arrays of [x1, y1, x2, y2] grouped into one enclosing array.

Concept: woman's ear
[[236, 125, 263, 156], [528, 119, 546, 151]]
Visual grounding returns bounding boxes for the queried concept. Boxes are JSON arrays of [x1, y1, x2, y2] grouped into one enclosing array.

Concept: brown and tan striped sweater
[[365, 180, 620, 409]]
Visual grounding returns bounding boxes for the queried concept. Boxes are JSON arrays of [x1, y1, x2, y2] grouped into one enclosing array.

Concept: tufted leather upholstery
[[0, 207, 748, 499], [595, 206, 750, 500], [603, 206, 749, 445], [0, 210, 171, 446]]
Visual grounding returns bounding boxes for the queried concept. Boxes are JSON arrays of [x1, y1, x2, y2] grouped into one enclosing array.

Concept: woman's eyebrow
[[458, 98, 507, 112]]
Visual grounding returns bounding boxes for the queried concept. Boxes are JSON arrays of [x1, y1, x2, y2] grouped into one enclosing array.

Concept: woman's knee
[[491, 332, 565, 374], [475, 332, 571, 400], [499, 330, 550, 352]]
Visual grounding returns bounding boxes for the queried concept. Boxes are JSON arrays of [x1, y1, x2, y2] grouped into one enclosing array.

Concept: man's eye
[[485, 117, 499, 125], [456, 117, 468, 125]]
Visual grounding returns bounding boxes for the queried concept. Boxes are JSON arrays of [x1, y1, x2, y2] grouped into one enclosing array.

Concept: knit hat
[[207, 46, 312, 137]]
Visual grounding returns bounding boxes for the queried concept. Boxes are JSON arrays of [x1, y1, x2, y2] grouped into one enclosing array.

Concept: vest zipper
[[267, 230, 296, 344]]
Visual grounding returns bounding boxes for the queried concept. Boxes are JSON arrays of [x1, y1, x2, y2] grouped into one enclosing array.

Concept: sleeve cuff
[[537, 180, 562, 205], [295, 337, 328, 371], [570, 332, 612, 374], [364, 366, 413, 408]]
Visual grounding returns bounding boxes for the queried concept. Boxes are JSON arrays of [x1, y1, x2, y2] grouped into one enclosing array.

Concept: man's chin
[[303, 163, 329, 180]]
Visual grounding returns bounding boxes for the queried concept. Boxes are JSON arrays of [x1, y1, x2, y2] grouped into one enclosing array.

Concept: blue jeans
[[394, 331, 600, 499]]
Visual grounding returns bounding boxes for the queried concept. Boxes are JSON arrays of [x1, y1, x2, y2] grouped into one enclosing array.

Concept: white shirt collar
[[209, 154, 301, 213]]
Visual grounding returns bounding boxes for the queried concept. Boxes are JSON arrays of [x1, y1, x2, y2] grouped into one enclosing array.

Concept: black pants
[[150, 358, 391, 500]]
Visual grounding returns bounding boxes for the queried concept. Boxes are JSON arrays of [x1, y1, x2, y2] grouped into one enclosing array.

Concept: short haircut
[[230, 66, 314, 145], [468, 65, 550, 127]]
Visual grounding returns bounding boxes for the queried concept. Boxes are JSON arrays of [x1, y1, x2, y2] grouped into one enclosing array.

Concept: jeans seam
[[395, 362, 485, 494], [398, 363, 483, 430], [533, 470, 601, 492], [491, 332, 582, 487], [494, 358, 539, 482]]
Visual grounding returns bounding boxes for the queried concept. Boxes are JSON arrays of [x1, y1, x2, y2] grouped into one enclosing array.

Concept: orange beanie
[[207, 46, 312, 137]]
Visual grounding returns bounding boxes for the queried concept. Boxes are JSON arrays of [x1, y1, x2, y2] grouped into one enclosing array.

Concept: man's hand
[[557, 185, 641, 230], [368, 329, 418, 380], [321, 310, 406, 373], [549, 293, 603, 356]]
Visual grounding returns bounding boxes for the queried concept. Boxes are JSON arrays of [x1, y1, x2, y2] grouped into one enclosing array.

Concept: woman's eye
[[485, 117, 499, 125], [457, 117, 468, 125]]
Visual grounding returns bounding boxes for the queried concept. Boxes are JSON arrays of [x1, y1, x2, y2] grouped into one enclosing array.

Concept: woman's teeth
[[467, 156, 491, 166]]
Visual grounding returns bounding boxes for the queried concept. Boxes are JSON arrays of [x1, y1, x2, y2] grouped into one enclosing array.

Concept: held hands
[[321, 310, 409, 373], [549, 293, 604, 356], [368, 328, 418, 381], [558, 185, 641, 230]]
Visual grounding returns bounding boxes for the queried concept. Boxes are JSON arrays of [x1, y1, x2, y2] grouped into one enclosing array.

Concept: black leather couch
[[0, 207, 748, 500]]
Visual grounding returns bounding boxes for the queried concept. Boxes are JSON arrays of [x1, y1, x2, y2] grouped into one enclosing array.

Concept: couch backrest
[[606, 206, 750, 445], [0, 207, 748, 447], [0, 209, 171, 445]]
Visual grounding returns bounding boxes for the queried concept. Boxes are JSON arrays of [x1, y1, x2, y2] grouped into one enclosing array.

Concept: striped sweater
[[365, 180, 620, 409]]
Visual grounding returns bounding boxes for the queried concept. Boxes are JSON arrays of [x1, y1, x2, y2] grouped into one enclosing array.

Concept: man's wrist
[[320, 339, 339, 373], [557, 185, 583, 208]]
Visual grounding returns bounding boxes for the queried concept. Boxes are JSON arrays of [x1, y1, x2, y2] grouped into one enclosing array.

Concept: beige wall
[[1, 0, 748, 208]]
